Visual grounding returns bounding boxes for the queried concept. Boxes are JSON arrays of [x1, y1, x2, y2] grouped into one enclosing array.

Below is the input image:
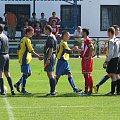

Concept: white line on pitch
[[0, 105, 112, 109], [3, 97, 14, 120]]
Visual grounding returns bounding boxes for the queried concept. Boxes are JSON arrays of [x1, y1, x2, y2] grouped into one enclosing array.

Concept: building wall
[[0, 0, 120, 37]]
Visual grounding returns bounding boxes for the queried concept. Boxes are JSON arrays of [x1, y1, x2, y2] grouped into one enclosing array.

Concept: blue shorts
[[56, 60, 71, 76], [21, 64, 31, 74]]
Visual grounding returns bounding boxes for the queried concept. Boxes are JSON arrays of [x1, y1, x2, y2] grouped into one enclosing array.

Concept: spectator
[[19, 14, 29, 38], [21, 21, 29, 38], [39, 12, 47, 33], [48, 12, 61, 25], [6, 11, 17, 40], [29, 13, 39, 28], [74, 26, 82, 57], [52, 20, 59, 39], [3, 13, 7, 25], [34, 22, 41, 39], [74, 26, 82, 38]]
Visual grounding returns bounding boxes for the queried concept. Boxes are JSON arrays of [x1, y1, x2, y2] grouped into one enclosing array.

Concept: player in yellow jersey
[[55, 30, 82, 93], [14, 26, 43, 94]]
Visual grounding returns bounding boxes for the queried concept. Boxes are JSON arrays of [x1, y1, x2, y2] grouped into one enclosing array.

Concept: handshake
[[71, 46, 82, 52]]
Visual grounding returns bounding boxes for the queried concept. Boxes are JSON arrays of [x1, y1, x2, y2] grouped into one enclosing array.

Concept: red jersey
[[49, 17, 60, 24], [81, 38, 93, 58], [52, 26, 59, 35]]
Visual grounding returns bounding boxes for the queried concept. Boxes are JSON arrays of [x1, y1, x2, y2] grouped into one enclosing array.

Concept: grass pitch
[[0, 58, 120, 120]]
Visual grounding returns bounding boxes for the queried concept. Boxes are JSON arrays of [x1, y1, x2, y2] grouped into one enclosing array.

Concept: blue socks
[[97, 75, 109, 86], [22, 74, 28, 88], [68, 77, 77, 91]]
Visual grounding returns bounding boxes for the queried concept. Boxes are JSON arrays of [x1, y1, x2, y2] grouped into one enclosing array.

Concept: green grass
[[0, 58, 120, 120]]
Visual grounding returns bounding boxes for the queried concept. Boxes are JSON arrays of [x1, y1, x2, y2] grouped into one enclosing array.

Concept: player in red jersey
[[76, 28, 94, 95]]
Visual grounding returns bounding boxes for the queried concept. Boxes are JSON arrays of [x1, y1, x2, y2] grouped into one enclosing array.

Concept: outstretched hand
[[38, 55, 44, 60]]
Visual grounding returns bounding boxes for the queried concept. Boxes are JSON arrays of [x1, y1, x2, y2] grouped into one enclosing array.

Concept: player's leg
[[116, 58, 120, 94], [83, 73, 89, 94], [67, 72, 82, 92], [20, 64, 31, 94], [46, 55, 56, 96], [0, 55, 7, 95], [88, 73, 94, 95], [14, 77, 22, 92], [55, 60, 62, 86], [84, 58, 94, 95], [4, 55, 15, 95], [116, 74, 120, 94], [47, 71, 56, 95], [106, 58, 119, 95], [94, 75, 110, 93], [0, 71, 5, 95], [55, 75, 60, 86], [21, 73, 31, 94], [106, 73, 117, 95]]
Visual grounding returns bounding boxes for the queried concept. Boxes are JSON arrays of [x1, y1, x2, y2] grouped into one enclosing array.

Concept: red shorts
[[81, 58, 93, 73]]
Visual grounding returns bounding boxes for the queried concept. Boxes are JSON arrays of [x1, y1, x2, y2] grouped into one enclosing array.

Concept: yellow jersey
[[18, 37, 34, 65], [57, 40, 71, 61]]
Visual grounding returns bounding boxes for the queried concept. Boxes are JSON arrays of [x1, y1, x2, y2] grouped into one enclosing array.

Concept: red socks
[[88, 74, 94, 92], [84, 74, 94, 93]]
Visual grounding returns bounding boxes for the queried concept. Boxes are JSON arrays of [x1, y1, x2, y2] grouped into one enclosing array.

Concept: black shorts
[[106, 57, 119, 74], [0, 54, 9, 72], [44, 54, 56, 72]]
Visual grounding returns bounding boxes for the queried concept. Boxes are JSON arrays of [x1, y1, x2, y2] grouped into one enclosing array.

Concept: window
[[100, 5, 120, 31], [61, 5, 81, 28], [5, 4, 30, 30]]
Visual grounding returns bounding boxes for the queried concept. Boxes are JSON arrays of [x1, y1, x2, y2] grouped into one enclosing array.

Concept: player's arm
[[106, 41, 114, 62], [85, 43, 94, 59], [26, 40, 43, 60], [63, 43, 73, 54]]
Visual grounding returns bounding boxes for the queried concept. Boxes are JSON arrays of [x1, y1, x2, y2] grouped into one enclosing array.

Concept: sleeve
[[87, 40, 93, 48], [63, 42, 72, 54], [26, 39, 34, 52], [106, 41, 114, 62]]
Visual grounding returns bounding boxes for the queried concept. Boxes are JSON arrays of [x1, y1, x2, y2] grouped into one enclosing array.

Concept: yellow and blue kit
[[18, 36, 34, 73], [56, 40, 73, 76]]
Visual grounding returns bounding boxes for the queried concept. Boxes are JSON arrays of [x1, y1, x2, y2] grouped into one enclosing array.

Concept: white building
[[0, 0, 120, 37]]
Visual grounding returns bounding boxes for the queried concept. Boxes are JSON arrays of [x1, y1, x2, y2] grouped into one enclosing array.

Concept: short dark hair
[[0, 24, 3, 32], [82, 28, 89, 36], [62, 30, 68, 37], [52, 12, 56, 14], [108, 27, 115, 35], [25, 26, 34, 34], [45, 25, 52, 32], [112, 25, 119, 31], [41, 12, 44, 16], [32, 12, 36, 16]]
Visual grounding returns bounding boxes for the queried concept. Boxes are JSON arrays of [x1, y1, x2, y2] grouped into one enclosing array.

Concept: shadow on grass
[[0, 92, 119, 98]]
